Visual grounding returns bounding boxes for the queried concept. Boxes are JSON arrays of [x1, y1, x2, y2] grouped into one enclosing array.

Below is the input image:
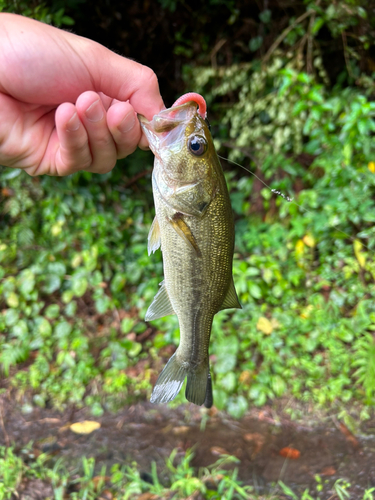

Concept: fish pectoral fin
[[150, 352, 187, 404], [168, 215, 202, 257], [219, 278, 242, 311], [145, 280, 175, 321], [148, 216, 161, 255]]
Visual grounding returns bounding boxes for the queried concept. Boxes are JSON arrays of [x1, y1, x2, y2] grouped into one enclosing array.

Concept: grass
[[0, 445, 373, 500]]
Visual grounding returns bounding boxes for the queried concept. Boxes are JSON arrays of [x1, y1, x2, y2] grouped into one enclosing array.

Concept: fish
[[139, 92, 241, 408]]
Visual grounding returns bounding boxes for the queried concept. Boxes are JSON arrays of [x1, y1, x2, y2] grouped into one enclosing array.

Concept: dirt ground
[[1, 398, 375, 498]]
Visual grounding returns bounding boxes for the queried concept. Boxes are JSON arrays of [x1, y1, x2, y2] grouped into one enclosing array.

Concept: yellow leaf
[[354, 239, 366, 268], [303, 234, 315, 248], [368, 161, 375, 173], [300, 305, 314, 319], [256, 317, 273, 335], [70, 421, 101, 435], [239, 370, 252, 384], [295, 239, 305, 259]]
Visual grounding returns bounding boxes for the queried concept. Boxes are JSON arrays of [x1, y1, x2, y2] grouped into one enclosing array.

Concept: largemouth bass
[[139, 93, 241, 407]]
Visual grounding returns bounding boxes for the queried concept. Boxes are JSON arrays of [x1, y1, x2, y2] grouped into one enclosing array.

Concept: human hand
[[0, 14, 164, 176]]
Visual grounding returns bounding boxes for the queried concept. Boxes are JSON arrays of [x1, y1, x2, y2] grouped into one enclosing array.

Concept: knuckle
[[120, 144, 136, 158], [67, 134, 88, 153], [93, 135, 112, 149], [139, 65, 159, 89], [61, 146, 92, 171]]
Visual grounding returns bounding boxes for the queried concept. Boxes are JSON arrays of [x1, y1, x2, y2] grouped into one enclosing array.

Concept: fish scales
[[156, 169, 232, 359], [139, 95, 240, 407]]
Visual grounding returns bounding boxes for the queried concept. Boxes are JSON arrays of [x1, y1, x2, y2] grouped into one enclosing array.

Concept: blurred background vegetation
[[1, 0, 375, 421]]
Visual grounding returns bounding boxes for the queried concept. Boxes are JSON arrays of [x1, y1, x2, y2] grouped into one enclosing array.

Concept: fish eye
[[188, 135, 207, 156]]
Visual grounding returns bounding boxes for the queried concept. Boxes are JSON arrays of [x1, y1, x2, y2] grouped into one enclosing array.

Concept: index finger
[[88, 47, 165, 121]]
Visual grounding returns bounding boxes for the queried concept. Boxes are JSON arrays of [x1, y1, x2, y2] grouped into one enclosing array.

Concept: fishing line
[[218, 154, 372, 253]]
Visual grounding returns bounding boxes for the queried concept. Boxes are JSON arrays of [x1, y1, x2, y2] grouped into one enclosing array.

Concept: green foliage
[[0, 446, 251, 499], [1, 0, 375, 417], [0, 0, 75, 26], [1, 445, 375, 499], [182, 48, 375, 412], [0, 448, 23, 499], [0, 154, 159, 411], [2, 55, 375, 414]]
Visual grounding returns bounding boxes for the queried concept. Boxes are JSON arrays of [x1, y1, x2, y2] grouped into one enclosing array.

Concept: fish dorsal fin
[[219, 278, 241, 311], [168, 215, 202, 257], [148, 216, 161, 255], [145, 281, 175, 321]]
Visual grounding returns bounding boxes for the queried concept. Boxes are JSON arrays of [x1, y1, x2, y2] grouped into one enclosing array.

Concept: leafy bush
[[0, 0, 75, 26], [181, 50, 375, 416], [0, 155, 161, 412], [1, 0, 375, 417]]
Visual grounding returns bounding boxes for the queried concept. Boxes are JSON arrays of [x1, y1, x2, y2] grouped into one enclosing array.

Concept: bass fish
[[139, 93, 241, 408]]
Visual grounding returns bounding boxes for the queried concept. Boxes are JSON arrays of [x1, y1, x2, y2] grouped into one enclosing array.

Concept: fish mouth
[[139, 101, 198, 132], [139, 102, 198, 155]]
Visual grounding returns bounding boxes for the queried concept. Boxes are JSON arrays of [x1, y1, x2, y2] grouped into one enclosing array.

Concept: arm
[[0, 13, 164, 175]]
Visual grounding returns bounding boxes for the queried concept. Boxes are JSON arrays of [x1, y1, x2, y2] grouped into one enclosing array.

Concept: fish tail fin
[[150, 353, 187, 404], [185, 362, 209, 406], [204, 369, 213, 409]]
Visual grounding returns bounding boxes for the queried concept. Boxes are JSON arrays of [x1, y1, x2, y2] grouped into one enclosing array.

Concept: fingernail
[[85, 100, 103, 122], [119, 111, 136, 133], [66, 112, 80, 131]]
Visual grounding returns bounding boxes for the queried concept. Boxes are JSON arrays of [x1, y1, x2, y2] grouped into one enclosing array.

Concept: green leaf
[[95, 296, 111, 314], [47, 262, 66, 276], [249, 284, 262, 299], [72, 277, 88, 297], [45, 304, 60, 319], [121, 318, 135, 334], [227, 395, 248, 418], [215, 354, 236, 374], [1, 168, 21, 180], [219, 372, 237, 392], [65, 301, 77, 317], [34, 317, 52, 337], [18, 269, 35, 296], [358, 118, 369, 135], [55, 321, 72, 338], [272, 375, 286, 396], [111, 273, 126, 293], [61, 15, 75, 25], [249, 36, 263, 52], [5, 309, 19, 327], [212, 389, 227, 410], [6, 292, 19, 308], [312, 16, 324, 34], [43, 274, 61, 294], [12, 319, 28, 337], [259, 9, 271, 23], [128, 342, 142, 357], [278, 481, 298, 500], [62, 290, 74, 304]]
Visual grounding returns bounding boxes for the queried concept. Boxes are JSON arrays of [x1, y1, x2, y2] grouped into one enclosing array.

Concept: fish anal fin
[[220, 278, 241, 311], [150, 353, 187, 404], [145, 281, 175, 321], [148, 216, 161, 255], [168, 215, 202, 257]]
